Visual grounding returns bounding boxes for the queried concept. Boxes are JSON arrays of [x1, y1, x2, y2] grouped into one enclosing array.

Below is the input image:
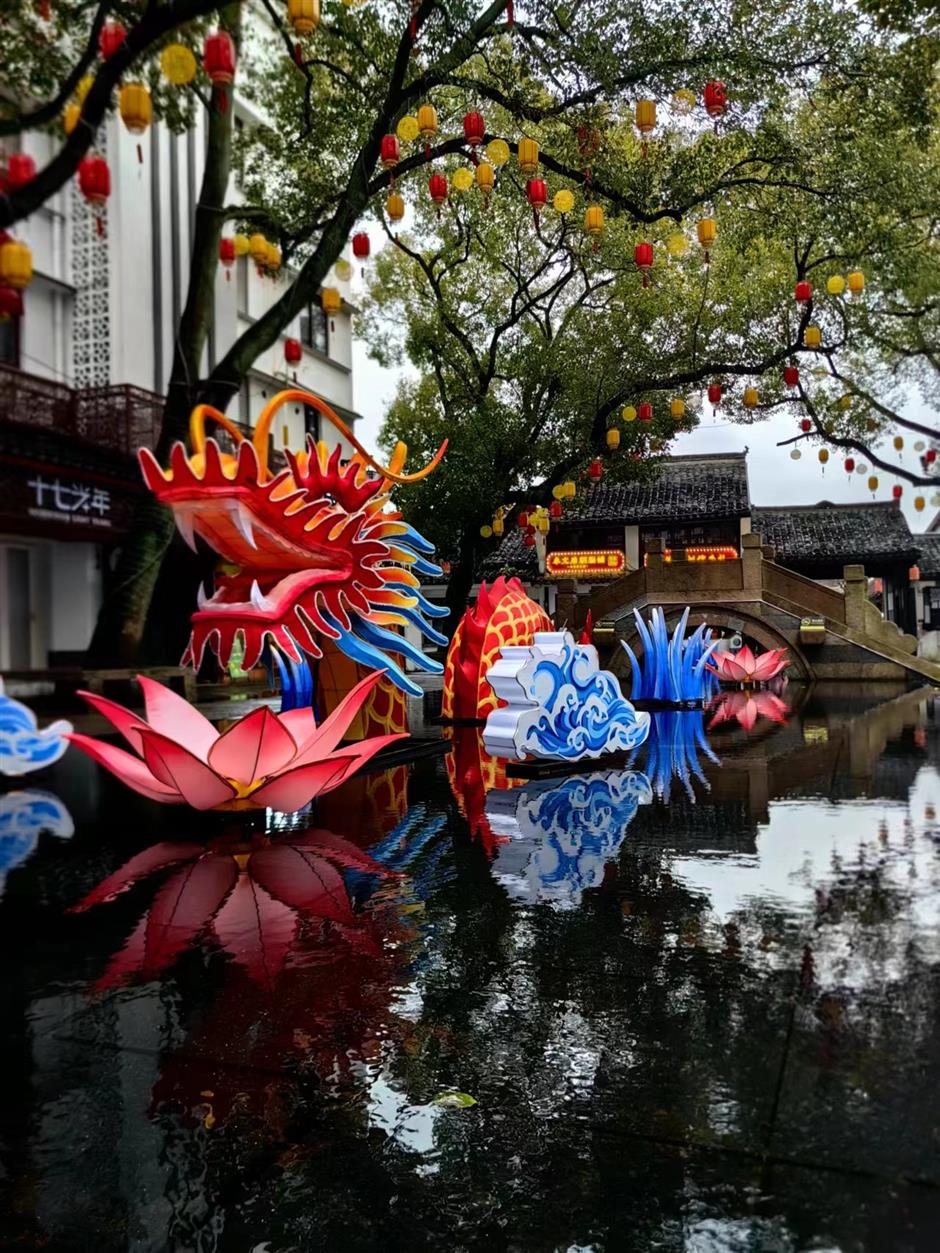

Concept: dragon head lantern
[[139, 389, 449, 698]]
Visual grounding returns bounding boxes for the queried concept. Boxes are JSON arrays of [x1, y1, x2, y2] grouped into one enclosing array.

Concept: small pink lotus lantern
[[66, 672, 402, 813], [705, 643, 789, 686]]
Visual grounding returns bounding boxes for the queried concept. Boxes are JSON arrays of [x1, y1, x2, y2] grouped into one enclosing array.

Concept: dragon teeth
[[231, 501, 257, 549], [196, 582, 208, 609], [250, 579, 274, 613], [174, 509, 198, 552]]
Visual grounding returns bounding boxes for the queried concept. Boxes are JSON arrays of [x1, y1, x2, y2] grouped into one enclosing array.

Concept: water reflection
[[639, 710, 720, 802], [0, 789, 73, 898], [486, 771, 652, 906]]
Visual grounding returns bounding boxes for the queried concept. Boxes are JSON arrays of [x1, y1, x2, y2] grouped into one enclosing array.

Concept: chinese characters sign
[[28, 475, 112, 528], [546, 549, 626, 579]]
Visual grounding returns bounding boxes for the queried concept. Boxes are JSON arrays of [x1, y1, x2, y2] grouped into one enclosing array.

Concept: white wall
[[48, 543, 102, 652]]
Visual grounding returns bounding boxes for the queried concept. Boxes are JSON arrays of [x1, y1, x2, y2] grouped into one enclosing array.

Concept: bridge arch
[[606, 602, 813, 682]]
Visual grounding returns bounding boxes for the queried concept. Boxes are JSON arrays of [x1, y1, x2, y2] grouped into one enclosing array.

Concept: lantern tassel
[[642, 273, 648, 288], [136, 143, 143, 165]]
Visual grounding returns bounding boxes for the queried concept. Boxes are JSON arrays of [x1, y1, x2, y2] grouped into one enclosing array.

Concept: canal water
[[2, 685, 940, 1251]]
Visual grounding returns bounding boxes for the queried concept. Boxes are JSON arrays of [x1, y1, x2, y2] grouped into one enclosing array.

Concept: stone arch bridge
[[559, 533, 940, 685]]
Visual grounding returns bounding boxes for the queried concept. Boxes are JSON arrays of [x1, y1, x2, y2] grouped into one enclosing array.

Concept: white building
[[0, 98, 362, 672]]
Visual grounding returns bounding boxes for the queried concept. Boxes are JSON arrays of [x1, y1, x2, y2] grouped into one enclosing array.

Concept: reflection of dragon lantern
[[139, 389, 449, 731]]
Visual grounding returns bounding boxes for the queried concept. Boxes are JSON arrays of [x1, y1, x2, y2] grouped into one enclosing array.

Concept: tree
[[361, 10, 940, 619]]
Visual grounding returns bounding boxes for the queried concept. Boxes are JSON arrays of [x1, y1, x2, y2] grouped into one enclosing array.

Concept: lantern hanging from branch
[[926, 449, 938, 465], [517, 137, 540, 176], [248, 233, 269, 266], [77, 155, 110, 236], [452, 168, 474, 193], [588, 458, 603, 481], [63, 103, 81, 135], [826, 274, 846, 297], [622, 406, 637, 422], [526, 178, 547, 225], [638, 402, 653, 422], [232, 234, 250, 258], [868, 475, 879, 496], [203, 30, 237, 114], [673, 88, 696, 115], [635, 99, 656, 155], [288, 0, 320, 36], [0, 240, 32, 290], [380, 134, 400, 175], [493, 516, 504, 536], [606, 427, 620, 449], [697, 217, 716, 264], [794, 280, 812, 306], [847, 269, 865, 298], [703, 80, 727, 130], [396, 115, 419, 144], [893, 435, 904, 457], [352, 231, 370, 274], [119, 83, 152, 163], [98, 19, 127, 60], [417, 103, 438, 157], [707, 382, 722, 407], [844, 456, 855, 475], [463, 111, 485, 148], [475, 161, 494, 208], [804, 325, 821, 349], [219, 237, 236, 279], [818, 448, 829, 471], [634, 241, 653, 287], [485, 138, 510, 167], [671, 397, 686, 420], [790, 449, 802, 461], [915, 496, 926, 513], [6, 154, 36, 191], [76, 75, 94, 103], [784, 365, 799, 388], [553, 188, 574, 215], [800, 417, 812, 432], [266, 242, 282, 274], [428, 172, 448, 217], [284, 336, 302, 368], [584, 204, 604, 252], [550, 500, 563, 519], [743, 386, 759, 409], [893, 484, 903, 500], [321, 286, 341, 331], [666, 233, 688, 258], [161, 43, 197, 85]]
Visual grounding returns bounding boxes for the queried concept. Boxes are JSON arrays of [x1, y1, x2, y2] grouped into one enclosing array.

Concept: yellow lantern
[[249, 234, 269, 264], [386, 191, 405, 222], [493, 517, 504, 536], [0, 240, 32, 290], [118, 83, 152, 134], [607, 427, 621, 449], [915, 496, 926, 512], [452, 167, 474, 193], [552, 484, 565, 500], [667, 233, 688, 258], [480, 524, 493, 538], [232, 233, 250, 257], [63, 103, 80, 135], [517, 137, 540, 175], [475, 161, 494, 202], [266, 242, 282, 272], [563, 480, 576, 498], [826, 274, 846, 296], [159, 44, 197, 86], [818, 448, 829, 466], [868, 475, 879, 493], [837, 394, 852, 411], [672, 88, 696, 115], [584, 204, 604, 239], [76, 75, 95, 103], [743, 387, 759, 409], [485, 138, 510, 167], [553, 189, 574, 215], [804, 325, 822, 349], [335, 258, 352, 282], [396, 116, 419, 143], [847, 269, 865, 297], [671, 397, 686, 419], [635, 99, 656, 133], [622, 406, 637, 422], [287, 0, 320, 36], [417, 104, 438, 141], [697, 217, 716, 263], [894, 434, 904, 452]]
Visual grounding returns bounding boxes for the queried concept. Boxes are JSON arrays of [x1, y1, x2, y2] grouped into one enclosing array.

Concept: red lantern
[[634, 241, 653, 288], [708, 383, 722, 406], [428, 172, 448, 215], [463, 111, 485, 147], [518, 511, 529, 529], [926, 449, 937, 464], [704, 80, 726, 127], [98, 19, 127, 60], [795, 280, 812, 305], [78, 155, 110, 235], [380, 134, 400, 170], [588, 458, 604, 481], [526, 177, 547, 224], [0, 287, 23, 318], [800, 417, 812, 432], [784, 365, 799, 387], [6, 154, 36, 191], [284, 337, 302, 366], [844, 456, 855, 474], [893, 484, 903, 499], [219, 236, 235, 280], [638, 402, 653, 422], [203, 30, 236, 113], [523, 533, 536, 547], [549, 500, 563, 519], [352, 232, 370, 261]]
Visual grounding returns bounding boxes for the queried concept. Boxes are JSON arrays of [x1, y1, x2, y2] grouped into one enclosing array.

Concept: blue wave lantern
[[620, 607, 719, 704], [485, 770, 652, 907], [0, 790, 74, 898], [483, 631, 651, 762], [0, 681, 72, 777]]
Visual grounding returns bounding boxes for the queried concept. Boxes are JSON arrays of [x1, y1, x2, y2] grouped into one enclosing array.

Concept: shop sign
[[27, 474, 112, 528], [545, 549, 625, 578]]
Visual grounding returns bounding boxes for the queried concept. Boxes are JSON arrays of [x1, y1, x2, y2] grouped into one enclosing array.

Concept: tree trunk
[[444, 528, 479, 638]]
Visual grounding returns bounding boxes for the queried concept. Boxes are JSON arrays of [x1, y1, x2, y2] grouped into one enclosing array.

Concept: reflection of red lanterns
[[638, 402, 653, 422], [6, 154, 36, 191], [99, 19, 127, 60], [526, 177, 547, 223], [284, 337, 302, 366], [893, 484, 903, 499], [708, 383, 722, 406], [634, 241, 653, 288], [784, 365, 799, 387], [795, 280, 812, 305], [704, 80, 727, 126], [463, 111, 485, 146], [844, 456, 855, 474], [926, 449, 937, 464], [800, 417, 812, 432], [203, 30, 236, 112], [380, 134, 400, 170], [549, 500, 563, 519], [428, 172, 448, 215], [588, 458, 604, 481]]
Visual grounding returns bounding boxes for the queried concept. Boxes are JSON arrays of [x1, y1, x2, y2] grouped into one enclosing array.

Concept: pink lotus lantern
[[705, 643, 789, 686], [66, 671, 403, 813]]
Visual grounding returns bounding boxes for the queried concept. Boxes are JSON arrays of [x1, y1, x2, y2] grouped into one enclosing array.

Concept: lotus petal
[[75, 690, 147, 753], [143, 855, 238, 976], [249, 844, 353, 922], [290, 670, 386, 764], [278, 706, 317, 746], [211, 875, 297, 984], [138, 729, 236, 810], [65, 732, 182, 803], [95, 913, 150, 991], [70, 841, 202, 912], [207, 706, 298, 785], [248, 755, 357, 813], [137, 675, 218, 759]]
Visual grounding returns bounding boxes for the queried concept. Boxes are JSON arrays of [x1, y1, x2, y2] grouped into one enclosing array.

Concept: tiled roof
[[563, 453, 750, 523], [479, 526, 540, 579], [752, 502, 920, 567], [913, 534, 940, 577]]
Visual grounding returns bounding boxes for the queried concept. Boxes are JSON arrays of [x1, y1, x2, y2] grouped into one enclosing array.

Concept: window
[[304, 405, 320, 442], [926, 586, 940, 629], [300, 302, 328, 355]]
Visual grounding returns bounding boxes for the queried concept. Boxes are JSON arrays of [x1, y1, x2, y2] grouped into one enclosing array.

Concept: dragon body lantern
[[139, 390, 449, 725]]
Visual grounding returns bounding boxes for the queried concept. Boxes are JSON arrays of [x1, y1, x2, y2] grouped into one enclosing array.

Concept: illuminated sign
[[546, 549, 626, 579], [27, 474, 112, 528], [649, 545, 738, 564]]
